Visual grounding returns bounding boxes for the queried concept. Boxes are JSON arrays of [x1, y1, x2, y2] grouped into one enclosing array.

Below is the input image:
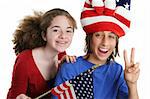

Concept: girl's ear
[[41, 31, 47, 41]]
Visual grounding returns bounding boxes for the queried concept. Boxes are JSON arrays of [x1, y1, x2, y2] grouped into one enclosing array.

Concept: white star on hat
[[124, 2, 130, 9]]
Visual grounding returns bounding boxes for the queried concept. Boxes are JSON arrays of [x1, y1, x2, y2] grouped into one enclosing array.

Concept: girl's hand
[[123, 48, 140, 85], [65, 55, 76, 63], [59, 55, 76, 64], [16, 94, 31, 99]]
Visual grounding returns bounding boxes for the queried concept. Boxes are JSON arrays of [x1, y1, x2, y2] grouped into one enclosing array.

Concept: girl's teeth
[[57, 41, 66, 44]]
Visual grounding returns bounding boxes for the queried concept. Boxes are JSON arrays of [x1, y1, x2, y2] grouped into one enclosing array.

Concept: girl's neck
[[39, 46, 58, 61], [32, 47, 58, 80]]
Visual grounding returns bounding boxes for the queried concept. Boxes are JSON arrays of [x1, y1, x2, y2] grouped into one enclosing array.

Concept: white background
[[0, 0, 150, 98]]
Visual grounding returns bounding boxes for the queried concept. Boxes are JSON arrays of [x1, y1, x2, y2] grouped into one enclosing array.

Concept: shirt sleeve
[[7, 55, 29, 98], [117, 66, 128, 99]]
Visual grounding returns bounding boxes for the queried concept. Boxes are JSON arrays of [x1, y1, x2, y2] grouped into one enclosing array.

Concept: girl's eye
[[53, 29, 59, 32], [66, 28, 74, 33], [66, 30, 73, 33]]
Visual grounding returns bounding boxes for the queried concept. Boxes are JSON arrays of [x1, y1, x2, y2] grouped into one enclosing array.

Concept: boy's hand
[[123, 48, 140, 85]]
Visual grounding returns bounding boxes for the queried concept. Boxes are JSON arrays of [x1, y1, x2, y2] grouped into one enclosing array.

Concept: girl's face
[[44, 16, 74, 52], [89, 31, 117, 64]]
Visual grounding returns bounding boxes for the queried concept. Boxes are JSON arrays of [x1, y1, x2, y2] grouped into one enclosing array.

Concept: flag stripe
[[51, 65, 98, 99], [81, 15, 129, 32]]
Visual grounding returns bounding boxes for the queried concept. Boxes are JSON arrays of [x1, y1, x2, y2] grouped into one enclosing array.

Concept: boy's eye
[[95, 33, 102, 37], [109, 35, 116, 39], [95, 33, 100, 36]]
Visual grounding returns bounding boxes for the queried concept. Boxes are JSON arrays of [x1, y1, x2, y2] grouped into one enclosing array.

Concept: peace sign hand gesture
[[123, 48, 140, 85]]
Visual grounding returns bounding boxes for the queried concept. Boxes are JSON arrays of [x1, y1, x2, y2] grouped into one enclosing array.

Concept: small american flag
[[51, 64, 100, 99]]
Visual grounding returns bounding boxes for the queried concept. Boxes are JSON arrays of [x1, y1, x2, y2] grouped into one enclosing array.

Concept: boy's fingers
[[133, 67, 140, 74], [130, 48, 135, 64], [133, 63, 140, 73], [123, 50, 129, 67], [127, 63, 140, 73]]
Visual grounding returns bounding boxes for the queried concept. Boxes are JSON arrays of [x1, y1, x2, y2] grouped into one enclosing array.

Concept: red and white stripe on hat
[[81, 0, 131, 37]]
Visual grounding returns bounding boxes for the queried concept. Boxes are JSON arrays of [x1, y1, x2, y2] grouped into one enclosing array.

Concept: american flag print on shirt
[[51, 65, 99, 99]]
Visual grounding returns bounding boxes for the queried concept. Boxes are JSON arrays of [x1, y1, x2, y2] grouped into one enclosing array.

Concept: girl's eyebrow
[[67, 27, 74, 32], [51, 26, 60, 29], [67, 26, 72, 28], [51, 26, 73, 29]]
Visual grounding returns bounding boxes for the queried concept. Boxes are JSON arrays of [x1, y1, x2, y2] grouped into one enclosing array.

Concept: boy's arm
[[123, 48, 140, 99]]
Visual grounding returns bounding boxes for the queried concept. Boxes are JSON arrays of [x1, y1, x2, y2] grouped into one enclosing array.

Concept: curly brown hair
[[13, 8, 77, 55], [84, 34, 119, 62]]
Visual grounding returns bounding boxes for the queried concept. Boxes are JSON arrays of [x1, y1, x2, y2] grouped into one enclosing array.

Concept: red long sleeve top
[[7, 50, 66, 98]]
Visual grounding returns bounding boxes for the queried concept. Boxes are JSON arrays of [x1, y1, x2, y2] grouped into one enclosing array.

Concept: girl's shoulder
[[13, 50, 33, 74], [16, 49, 32, 60]]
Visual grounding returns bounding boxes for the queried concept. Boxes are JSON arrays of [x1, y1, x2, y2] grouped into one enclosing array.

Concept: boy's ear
[[41, 31, 47, 41]]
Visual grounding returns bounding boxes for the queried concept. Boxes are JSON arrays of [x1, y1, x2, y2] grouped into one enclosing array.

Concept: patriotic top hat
[[81, 0, 131, 37]]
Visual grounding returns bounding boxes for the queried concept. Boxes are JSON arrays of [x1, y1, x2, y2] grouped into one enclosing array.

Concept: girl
[[7, 8, 77, 99]]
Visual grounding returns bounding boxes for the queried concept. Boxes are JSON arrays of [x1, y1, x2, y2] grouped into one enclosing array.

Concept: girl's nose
[[59, 31, 66, 39]]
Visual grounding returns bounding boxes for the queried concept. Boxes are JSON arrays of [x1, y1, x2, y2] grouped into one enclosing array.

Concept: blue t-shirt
[[52, 56, 128, 99]]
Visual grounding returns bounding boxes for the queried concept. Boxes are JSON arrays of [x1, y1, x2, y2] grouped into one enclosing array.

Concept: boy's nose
[[101, 36, 109, 46]]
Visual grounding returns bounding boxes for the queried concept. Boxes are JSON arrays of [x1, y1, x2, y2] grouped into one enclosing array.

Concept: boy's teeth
[[99, 48, 108, 52]]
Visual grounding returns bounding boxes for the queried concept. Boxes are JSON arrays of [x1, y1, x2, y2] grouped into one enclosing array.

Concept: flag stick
[[34, 89, 52, 99]]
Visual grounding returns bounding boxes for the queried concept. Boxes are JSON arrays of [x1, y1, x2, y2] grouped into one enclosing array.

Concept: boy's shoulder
[[109, 61, 124, 71], [60, 56, 84, 70]]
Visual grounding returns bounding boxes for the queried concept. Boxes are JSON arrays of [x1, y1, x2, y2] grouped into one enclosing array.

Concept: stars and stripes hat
[[81, 0, 131, 37]]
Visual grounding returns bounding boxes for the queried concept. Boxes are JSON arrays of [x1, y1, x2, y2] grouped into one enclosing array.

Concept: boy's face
[[89, 31, 117, 64]]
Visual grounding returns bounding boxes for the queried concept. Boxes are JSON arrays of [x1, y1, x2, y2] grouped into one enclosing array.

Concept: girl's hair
[[84, 34, 119, 62], [13, 8, 77, 55]]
